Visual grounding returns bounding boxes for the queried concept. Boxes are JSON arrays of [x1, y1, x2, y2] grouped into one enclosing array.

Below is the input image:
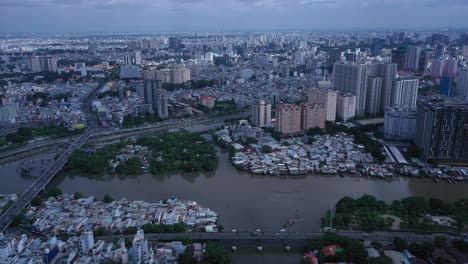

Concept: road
[[0, 88, 100, 233], [97, 230, 460, 244]]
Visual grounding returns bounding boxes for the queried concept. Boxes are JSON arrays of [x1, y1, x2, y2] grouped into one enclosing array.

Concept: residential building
[[391, 49, 406, 70], [199, 95, 216, 109], [384, 106, 416, 140], [252, 100, 272, 127], [300, 102, 326, 130], [168, 37, 182, 49], [456, 68, 468, 100], [431, 59, 445, 78], [405, 46, 421, 72], [280, 65, 290, 78], [276, 103, 302, 134], [373, 63, 398, 112], [415, 100, 468, 165], [332, 62, 369, 116], [336, 93, 356, 121], [366, 77, 382, 115], [30, 56, 58, 72], [120, 66, 141, 79], [440, 76, 453, 96], [80, 231, 94, 254], [328, 48, 342, 65], [307, 87, 337, 121], [443, 59, 458, 78], [391, 78, 419, 107]]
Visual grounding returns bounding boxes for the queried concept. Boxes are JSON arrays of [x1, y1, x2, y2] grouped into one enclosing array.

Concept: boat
[[282, 218, 296, 228]]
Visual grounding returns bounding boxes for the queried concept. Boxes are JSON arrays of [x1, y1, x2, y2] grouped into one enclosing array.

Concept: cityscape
[[1, 0, 468, 263]]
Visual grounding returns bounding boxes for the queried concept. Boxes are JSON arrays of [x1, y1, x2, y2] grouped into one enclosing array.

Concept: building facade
[[415, 100, 468, 165], [251, 100, 272, 127], [336, 93, 356, 121], [384, 106, 416, 140], [30, 56, 58, 73], [391, 78, 419, 107], [332, 62, 369, 116], [276, 104, 302, 134], [307, 87, 337, 122], [366, 77, 382, 115], [300, 102, 326, 130]]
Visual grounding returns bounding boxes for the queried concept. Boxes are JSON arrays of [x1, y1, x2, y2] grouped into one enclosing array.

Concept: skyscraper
[[430, 59, 445, 78], [332, 62, 369, 116], [251, 100, 272, 127], [307, 87, 337, 122], [30, 56, 58, 73], [300, 102, 326, 130], [456, 68, 468, 100], [405, 46, 421, 72], [168, 37, 182, 49], [391, 49, 406, 71], [144, 79, 167, 117], [366, 77, 382, 115], [415, 100, 468, 165], [336, 93, 356, 121], [391, 78, 419, 107], [276, 104, 302, 134], [328, 48, 342, 65], [443, 59, 458, 78]]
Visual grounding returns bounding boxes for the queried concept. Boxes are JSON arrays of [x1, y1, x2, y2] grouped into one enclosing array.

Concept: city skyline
[[1, 0, 468, 33]]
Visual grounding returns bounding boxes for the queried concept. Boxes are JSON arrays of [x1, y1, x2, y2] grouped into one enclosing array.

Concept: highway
[[0, 88, 100, 233]]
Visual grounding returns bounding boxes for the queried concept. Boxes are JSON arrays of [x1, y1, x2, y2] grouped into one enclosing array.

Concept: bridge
[[97, 230, 456, 245], [0, 87, 100, 233]]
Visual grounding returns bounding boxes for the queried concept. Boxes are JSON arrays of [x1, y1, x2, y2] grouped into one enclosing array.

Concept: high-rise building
[[276, 104, 302, 134], [391, 78, 419, 107], [456, 68, 468, 100], [418, 50, 430, 73], [405, 46, 421, 72], [443, 59, 458, 78], [432, 34, 449, 45], [300, 102, 326, 130], [280, 65, 290, 78], [204, 52, 213, 61], [253, 54, 269, 67], [124, 51, 142, 66], [168, 37, 182, 49], [30, 56, 58, 73], [345, 52, 357, 62], [144, 79, 167, 118], [199, 95, 216, 109], [332, 62, 369, 116], [328, 48, 342, 65], [431, 59, 445, 78], [384, 106, 416, 140], [415, 100, 468, 165], [155, 92, 168, 118], [366, 77, 382, 115], [336, 93, 356, 121], [440, 76, 453, 96], [371, 63, 398, 113], [80, 231, 94, 253], [170, 68, 191, 84], [307, 87, 337, 122], [251, 100, 272, 127], [132, 229, 150, 264], [391, 49, 406, 71]]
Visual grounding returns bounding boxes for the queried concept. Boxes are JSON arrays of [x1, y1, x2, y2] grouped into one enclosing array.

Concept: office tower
[[405, 46, 421, 72], [199, 95, 216, 109], [440, 77, 453, 96], [294, 51, 305, 64], [30, 56, 58, 72], [384, 106, 416, 140], [251, 100, 272, 127], [366, 77, 382, 115], [80, 231, 94, 253], [300, 102, 326, 130], [430, 59, 445, 78], [418, 50, 430, 73], [460, 33, 468, 45], [253, 54, 269, 68], [332, 62, 369, 116], [345, 52, 357, 62], [168, 37, 182, 49], [391, 78, 419, 107], [276, 104, 302, 134], [443, 59, 458, 78], [457, 69, 468, 100], [336, 93, 356, 121], [143, 79, 162, 108], [307, 87, 337, 122], [281, 65, 290, 78], [328, 48, 342, 65], [432, 34, 449, 45], [391, 49, 406, 70], [435, 44, 445, 58], [415, 100, 468, 165]]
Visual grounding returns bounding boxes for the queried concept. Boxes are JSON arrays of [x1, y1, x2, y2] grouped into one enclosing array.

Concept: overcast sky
[[1, 0, 468, 33]]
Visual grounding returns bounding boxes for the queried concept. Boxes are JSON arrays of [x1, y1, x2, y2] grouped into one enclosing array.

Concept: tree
[[371, 241, 383, 250], [367, 256, 393, 264], [393, 237, 408, 251], [124, 226, 138, 235], [31, 196, 42, 206], [261, 145, 273, 153], [103, 194, 114, 203], [302, 256, 313, 264], [178, 250, 198, 264], [245, 137, 258, 144], [409, 242, 435, 259], [434, 235, 447, 247], [203, 243, 231, 264], [74, 192, 84, 199]]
